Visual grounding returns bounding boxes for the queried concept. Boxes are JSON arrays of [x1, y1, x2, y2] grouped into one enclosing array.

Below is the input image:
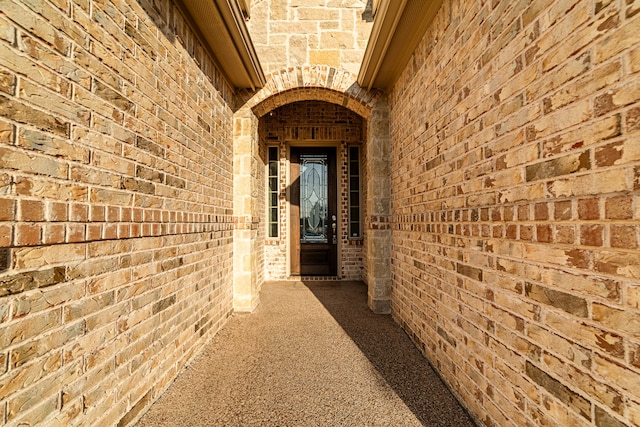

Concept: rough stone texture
[[233, 107, 262, 312], [246, 0, 373, 75], [240, 65, 379, 119], [0, 0, 236, 424], [136, 281, 476, 427], [389, 0, 640, 426], [365, 98, 392, 313]]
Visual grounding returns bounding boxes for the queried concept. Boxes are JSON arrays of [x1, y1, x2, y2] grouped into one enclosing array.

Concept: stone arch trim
[[237, 65, 382, 119]]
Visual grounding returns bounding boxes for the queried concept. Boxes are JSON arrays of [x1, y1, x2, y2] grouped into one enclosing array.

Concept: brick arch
[[238, 65, 381, 119]]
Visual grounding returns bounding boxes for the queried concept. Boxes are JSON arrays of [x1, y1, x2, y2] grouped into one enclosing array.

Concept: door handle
[[332, 221, 337, 244]]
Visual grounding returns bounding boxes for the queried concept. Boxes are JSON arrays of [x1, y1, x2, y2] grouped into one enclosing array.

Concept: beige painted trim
[[358, 0, 407, 91], [177, 0, 265, 90], [265, 144, 279, 243], [238, 0, 250, 19], [358, 0, 443, 91], [285, 145, 292, 277]]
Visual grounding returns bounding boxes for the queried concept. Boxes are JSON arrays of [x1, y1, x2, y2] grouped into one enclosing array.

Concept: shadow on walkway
[[302, 281, 476, 427], [136, 280, 476, 427]]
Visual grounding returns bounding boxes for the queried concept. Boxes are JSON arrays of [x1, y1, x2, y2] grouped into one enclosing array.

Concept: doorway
[[290, 147, 337, 276]]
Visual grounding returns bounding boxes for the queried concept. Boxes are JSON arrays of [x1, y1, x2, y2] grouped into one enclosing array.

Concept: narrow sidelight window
[[268, 146, 279, 238], [348, 146, 361, 238]]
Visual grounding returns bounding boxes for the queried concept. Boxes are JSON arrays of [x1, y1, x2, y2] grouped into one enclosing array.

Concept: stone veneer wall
[[389, 0, 640, 426], [263, 100, 364, 280], [0, 0, 236, 425], [247, 0, 373, 75]]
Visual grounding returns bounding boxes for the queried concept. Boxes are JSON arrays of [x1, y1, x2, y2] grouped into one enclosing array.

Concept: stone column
[[233, 106, 261, 312], [365, 97, 392, 314]]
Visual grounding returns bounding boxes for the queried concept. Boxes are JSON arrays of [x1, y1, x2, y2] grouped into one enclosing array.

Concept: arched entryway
[[233, 66, 392, 315], [261, 100, 363, 280]]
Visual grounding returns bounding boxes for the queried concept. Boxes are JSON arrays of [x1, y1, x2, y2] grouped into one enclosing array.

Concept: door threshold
[[287, 275, 341, 281]]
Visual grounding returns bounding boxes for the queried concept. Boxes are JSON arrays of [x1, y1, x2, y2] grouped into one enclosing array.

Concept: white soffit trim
[[358, 0, 443, 91], [358, 0, 407, 91], [178, 0, 265, 90]]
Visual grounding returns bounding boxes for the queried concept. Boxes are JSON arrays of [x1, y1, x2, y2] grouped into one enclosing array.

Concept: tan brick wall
[[389, 0, 640, 426], [247, 0, 373, 75], [0, 0, 236, 424], [262, 100, 364, 279]]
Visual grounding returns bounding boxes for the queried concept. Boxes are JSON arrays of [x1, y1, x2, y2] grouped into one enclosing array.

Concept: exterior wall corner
[[233, 107, 263, 312]]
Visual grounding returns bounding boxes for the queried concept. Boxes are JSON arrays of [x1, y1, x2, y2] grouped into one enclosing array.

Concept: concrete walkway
[[135, 281, 476, 426]]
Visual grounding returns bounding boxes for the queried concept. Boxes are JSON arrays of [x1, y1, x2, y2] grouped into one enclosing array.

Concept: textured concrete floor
[[135, 281, 476, 427]]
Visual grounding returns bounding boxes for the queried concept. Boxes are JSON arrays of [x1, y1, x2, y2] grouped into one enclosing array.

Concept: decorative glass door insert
[[300, 153, 328, 243], [290, 147, 337, 276]]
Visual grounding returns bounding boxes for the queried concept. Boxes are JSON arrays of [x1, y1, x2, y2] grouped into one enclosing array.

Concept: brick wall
[[0, 0, 236, 424], [263, 100, 364, 280], [389, 0, 640, 426]]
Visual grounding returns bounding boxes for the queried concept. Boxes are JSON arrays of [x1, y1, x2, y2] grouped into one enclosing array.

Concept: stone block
[[542, 60, 621, 114], [310, 49, 340, 67], [545, 310, 624, 359], [0, 94, 69, 137], [0, 352, 61, 402], [0, 266, 66, 297], [2, 1, 70, 55], [268, 0, 286, 20], [8, 395, 59, 425], [594, 353, 640, 400], [541, 114, 621, 158], [595, 406, 628, 427], [320, 31, 354, 49], [10, 321, 84, 368], [525, 362, 591, 420], [297, 7, 339, 20], [525, 282, 588, 317], [456, 262, 483, 281], [596, 15, 640, 63], [593, 250, 640, 280], [0, 308, 61, 349], [592, 302, 640, 339], [0, 197, 15, 221], [0, 14, 15, 44], [0, 69, 15, 95], [289, 34, 308, 64], [594, 80, 640, 117], [548, 169, 628, 198]]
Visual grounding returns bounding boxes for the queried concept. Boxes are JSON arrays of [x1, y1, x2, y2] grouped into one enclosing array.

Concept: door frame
[[287, 142, 340, 277]]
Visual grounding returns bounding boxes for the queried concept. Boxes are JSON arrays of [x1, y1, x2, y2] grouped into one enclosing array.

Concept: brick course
[[0, 0, 235, 424], [389, 0, 640, 425]]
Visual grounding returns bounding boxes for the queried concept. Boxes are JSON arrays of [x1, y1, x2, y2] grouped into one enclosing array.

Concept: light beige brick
[[1, 0, 70, 54], [548, 169, 629, 198], [596, 14, 640, 63], [594, 354, 640, 400]]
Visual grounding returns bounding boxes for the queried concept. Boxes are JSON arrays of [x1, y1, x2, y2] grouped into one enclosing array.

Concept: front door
[[290, 147, 337, 276]]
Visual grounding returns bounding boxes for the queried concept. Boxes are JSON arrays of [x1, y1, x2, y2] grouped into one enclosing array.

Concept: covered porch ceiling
[[358, 0, 443, 91]]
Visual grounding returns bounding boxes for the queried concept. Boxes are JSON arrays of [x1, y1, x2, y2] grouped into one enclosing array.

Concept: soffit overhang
[[177, 0, 266, 91], [358, 0, 443, 91]]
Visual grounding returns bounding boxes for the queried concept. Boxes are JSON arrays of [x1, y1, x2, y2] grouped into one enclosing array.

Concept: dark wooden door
[[290, 147, 337, 276]]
